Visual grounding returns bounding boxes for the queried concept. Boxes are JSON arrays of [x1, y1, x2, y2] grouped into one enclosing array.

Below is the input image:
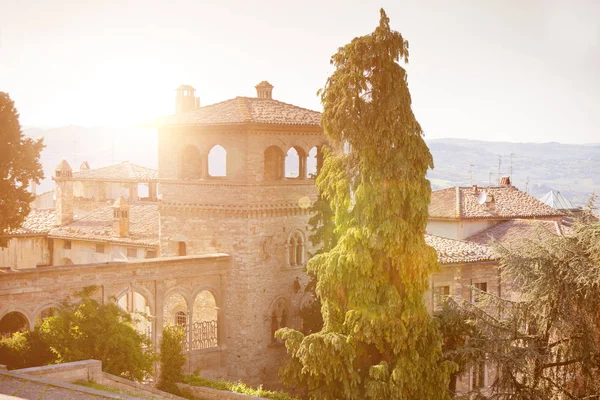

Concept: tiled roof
[[158, 97, 322, 127], [72, 162, 158, 182], [467, 219, 564, 250], [425, 234, 495, 264], [429, 186, 565, 219], [3, 209, 56, 236], [49, 202, 158, 246]]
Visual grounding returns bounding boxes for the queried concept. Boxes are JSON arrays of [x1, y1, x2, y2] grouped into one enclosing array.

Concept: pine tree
[[0, 92, 44, 246], [277, 9, 452, 399]]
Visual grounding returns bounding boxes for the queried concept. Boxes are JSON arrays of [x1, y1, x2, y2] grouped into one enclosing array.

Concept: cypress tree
[[277, 9, 451, 399]]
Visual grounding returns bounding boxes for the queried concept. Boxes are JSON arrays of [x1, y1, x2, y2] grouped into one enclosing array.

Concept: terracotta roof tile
[[72, 162, 157, 182], [467, 219, 564, 250], [158, 97, 322, 127], [429, 185, 565, 219], [49, 202, 158, 246], [425, 234, 495, 264], [3, 209, 56, 236]]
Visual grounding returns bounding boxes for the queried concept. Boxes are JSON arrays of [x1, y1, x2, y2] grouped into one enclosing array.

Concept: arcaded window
[[264, 146, 284, 180], [208, 145, 227, 177], [181, 145, 203, 179], [287, 230, 305, 267], [285, 147, 307, 179]]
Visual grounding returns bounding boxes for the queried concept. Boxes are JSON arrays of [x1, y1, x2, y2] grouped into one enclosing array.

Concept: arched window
[[285, 147, 303, 178], [175, 311, 187, 326], [287, 230, 305, 267], [191, 290, 218, 349], [307, 146, 318, 178], [180, 145, 202, 179], [270, 298, 288, 343], [208, 145, 227, 177], [264, 146, 284, 180]]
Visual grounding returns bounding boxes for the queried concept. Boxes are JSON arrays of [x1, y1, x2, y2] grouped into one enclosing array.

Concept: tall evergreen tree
[[277, 9, 451, 399], [0, 92, 44, 247]]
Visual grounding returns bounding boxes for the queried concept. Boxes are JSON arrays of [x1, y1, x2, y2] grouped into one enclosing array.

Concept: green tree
[[0, 328, 56, 370], [277, 9, 452, 399], [157, 326, 186, 394], [40, 287, 155, 382], [460, 220, 600, 399], [0, 92, 44, 247]]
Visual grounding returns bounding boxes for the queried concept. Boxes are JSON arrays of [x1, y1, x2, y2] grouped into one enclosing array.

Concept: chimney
[[255, 81, 273, 99], [175, 84, 200, 114], [499, 176, 511, 187], [112, 195, 129, 237], [54, 160, 73, 226], [472, 184, 478, 193]]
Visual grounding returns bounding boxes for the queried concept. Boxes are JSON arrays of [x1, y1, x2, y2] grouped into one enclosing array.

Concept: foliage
[[460, 220, 600, 399], [585, 191, 597, 213], [157, 326, 187, 394], [433, 300, 483, 395], [40, 286, 155, 382], [277, 9, 452, 399], [184, 374, 297, 400], [0, 92, 44, 247], [0, 328, 56, 369]]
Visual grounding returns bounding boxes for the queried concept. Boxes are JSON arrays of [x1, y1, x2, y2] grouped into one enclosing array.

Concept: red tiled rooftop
[[72, 161, 158, 182], [467, 218, 564, 250], [429, 185, 565, 220], [49, 202, 158, 246], [425, 234, 495, 264], [3, 209, 56, 236], [158, 97, 322, 127]]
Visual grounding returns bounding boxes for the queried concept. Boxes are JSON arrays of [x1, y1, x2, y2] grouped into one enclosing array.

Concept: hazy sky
[[1, 0, 599, 143]]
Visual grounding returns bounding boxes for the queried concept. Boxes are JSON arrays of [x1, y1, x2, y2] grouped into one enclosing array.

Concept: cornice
[[160, 202, 314, 218]]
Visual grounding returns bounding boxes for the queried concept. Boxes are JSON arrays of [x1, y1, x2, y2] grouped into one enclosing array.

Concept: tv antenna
[[489, 171, 492, 186], [510, 153, 515, 176], [525, 177, 530, 193], [469, 164, 475, 185], [497, 155, 502, 185]]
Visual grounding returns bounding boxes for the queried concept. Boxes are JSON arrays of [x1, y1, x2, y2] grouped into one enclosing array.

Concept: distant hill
[[25, 127, 599, 207]]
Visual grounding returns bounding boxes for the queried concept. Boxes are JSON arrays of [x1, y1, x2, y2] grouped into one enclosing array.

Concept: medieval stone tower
[[158, 82, 324, 383]]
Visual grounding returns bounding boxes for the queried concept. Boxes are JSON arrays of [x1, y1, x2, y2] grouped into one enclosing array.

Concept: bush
[[157, 326, 186, 394], [183, 374, 297, 400], [0, 329, 56, 369]]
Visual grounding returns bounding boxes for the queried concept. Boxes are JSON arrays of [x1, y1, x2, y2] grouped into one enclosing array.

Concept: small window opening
[[208, 145, 227, 177], [146, 250, 157, 259], [175, 311, 187, 326], [127, 248, 137, 258], [63, 240, 72, 250], [287, 231, 305, 267], [178, 241, 187, 256], [95, 244, 105, 253], [433, 285, 450, 310]]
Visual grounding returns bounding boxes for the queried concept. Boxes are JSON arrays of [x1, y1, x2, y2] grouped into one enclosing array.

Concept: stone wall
[[52, 238, 156, 266], [14, 360, 103, 383], [0, 236, 49, 269]]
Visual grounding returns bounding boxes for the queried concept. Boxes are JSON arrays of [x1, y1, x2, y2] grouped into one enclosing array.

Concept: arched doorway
[[117, 291, 152, 340]]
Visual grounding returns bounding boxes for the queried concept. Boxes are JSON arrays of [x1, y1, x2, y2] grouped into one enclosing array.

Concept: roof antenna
[[469, 164, 475, 185], [497, 155, 502, 186], [489, 171, 492, 186], [525, 177, 530, 193], [509, 153, 515, 177]]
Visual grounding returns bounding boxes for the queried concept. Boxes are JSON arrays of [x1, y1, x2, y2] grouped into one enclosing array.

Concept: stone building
[[156, 81, 324, 384], [0, 161, 159, 270]]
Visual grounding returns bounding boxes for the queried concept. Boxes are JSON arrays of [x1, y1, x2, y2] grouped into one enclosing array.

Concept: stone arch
[[190, 289, 218, 349], [116, 287, 153, 339], [285, 146, 307, 179], [33, 302, 62, 325], [208, 144, 227, 177], [264, 145, 285, 180], [180, 145, 203, 179], [269, 297, 290, 343], [163, 288, 191, 328], [286, 229, 306, 267], [0, 311, 30, 338]]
